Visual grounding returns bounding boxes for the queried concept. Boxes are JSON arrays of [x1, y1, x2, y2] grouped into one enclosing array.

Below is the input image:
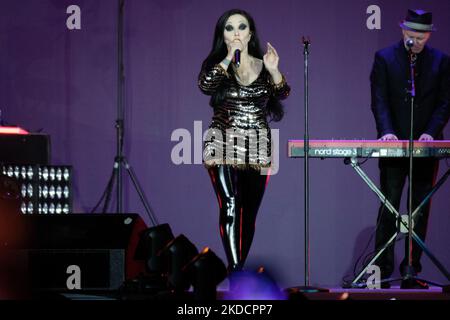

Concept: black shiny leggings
[[207, 165, 269, 271]]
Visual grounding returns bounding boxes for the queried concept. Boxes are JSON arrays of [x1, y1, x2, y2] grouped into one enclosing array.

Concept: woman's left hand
[[263, 42, 279, 73]]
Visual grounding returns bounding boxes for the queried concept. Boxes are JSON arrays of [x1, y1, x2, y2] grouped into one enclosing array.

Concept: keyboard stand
[[345, 157, 450, 288]]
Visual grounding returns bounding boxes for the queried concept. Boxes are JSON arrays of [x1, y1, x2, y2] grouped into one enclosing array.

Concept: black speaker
[[8, 214, 147, 292], [0, 133, 50, 165]]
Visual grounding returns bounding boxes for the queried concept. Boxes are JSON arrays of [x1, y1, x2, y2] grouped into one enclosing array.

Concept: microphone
[[406, 39, 417, 63], [406, 38, 414, 49], [234, 49, 241, 67]]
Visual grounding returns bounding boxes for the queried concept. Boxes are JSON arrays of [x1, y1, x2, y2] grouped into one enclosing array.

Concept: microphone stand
[[286, 37, 328, 296], [303, 37, 311, 288], [405, 45, 416, 281], [397, 44, 450, 288]]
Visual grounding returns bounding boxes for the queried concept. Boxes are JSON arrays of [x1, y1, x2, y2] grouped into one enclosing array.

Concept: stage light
[[49, 185, 55, 199], [20, 167, 26, 179], [63, 204, 70, 214], [41, 185, 48, 198], [56, 186, 61, 199], [49, 168, 55, 181], [182, 247, 227, 301], [0, 164, 72, 215], [27, 184, 33, 197], [119, 224, 175, 295], [20, 184, 26, 198], [63, 168, 70, 181], [56, 168, 62, 181], [41, 167, 48, 181], [160, 234, 198, 293], [6, 166, 13, 177], [20, 202, 27, 214], [27, 167, 33, 179], [63, 186, 70, 199], [27, 202, 33, 214], [134, 223, 175, 274]]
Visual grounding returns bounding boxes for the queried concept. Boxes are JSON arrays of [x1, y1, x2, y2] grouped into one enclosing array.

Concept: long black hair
[[201, 9, 284, 122]]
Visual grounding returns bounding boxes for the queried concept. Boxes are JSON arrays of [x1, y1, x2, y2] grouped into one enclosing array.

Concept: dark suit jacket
[[370, 40, 450, 140]]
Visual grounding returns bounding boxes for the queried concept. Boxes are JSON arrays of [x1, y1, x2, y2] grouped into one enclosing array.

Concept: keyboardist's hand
[[419, 133, 434, 141], [379, 134, 398, 141]]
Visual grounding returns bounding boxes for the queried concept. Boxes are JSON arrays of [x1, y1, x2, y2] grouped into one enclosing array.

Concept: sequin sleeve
[[198, 64, 229, 95], [270, 74, 290, 100]]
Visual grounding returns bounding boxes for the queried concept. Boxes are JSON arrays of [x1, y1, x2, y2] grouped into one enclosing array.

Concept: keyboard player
[[370, 9, 450, 289]]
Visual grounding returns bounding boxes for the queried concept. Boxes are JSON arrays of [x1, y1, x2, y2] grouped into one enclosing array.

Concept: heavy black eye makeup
[[225, 23, 248, 32]]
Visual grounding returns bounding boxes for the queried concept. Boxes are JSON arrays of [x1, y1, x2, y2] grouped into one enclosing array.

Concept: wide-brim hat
[[399, 9, 436, 32]]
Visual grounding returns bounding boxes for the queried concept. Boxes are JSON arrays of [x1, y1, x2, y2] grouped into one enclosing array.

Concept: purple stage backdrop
[[1, 0, 449, 288]]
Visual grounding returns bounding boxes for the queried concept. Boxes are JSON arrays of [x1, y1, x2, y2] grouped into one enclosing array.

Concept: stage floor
[[298, 286, 449, 300], [54, 286, 450, 301]]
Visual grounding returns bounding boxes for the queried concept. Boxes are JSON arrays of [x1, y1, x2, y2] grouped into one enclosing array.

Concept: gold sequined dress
[[198, 64, 290, 169]]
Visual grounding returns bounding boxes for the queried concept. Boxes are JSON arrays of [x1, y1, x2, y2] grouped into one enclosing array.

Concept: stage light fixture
[[118, 223, 176, 294], [134, 223, 175, 274], [182, 247, 227, 301], [56, 185, 62, 199], [20, 202, 26, 214], [1, 164, 72, 215], [27, 166, 33, 179], [118, 224, 176, 295], [160, 234, 198, 293], [49, 167, 55, 181], [20, 167, 26, 179], [41, 167, 48, 181]]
